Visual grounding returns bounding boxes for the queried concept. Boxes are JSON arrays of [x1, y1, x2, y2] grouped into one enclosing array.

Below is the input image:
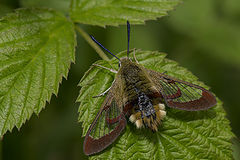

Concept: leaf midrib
[[160, 133, 200, 160]]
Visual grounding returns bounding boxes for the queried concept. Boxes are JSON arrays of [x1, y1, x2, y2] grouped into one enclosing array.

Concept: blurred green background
[[1, 0, 240, 159]]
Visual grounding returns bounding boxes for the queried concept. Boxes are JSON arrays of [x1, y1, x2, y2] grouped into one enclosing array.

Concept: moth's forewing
[[83, 80, 127, 155], [147, 69, 216, 110]]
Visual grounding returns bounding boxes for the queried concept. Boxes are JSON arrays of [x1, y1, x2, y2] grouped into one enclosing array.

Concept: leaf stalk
[[75, 25, 110, 61]]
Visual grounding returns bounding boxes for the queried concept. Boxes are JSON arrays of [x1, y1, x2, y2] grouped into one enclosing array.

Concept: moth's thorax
[[129, 92, 166, 131], [118, 58, 158, 102], [118, 58, 165, 131]]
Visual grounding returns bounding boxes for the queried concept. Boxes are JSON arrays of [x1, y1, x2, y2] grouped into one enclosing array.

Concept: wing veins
[[162, 81, 187, 102], [163, 82, 182, 102], [168, 82, 192, 102], [178, 82, 211, 106]]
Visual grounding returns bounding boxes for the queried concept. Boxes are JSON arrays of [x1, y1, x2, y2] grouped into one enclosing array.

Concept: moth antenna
[[90, 35, 121, 62], [127, 21, 130, 58]]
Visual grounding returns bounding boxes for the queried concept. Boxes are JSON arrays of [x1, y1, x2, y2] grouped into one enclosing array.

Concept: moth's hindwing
[[83, 82, 126, 155], [147, 69, 216, 110]]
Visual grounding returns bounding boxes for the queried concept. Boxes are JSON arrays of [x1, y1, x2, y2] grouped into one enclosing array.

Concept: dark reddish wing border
[[147, 69, 217, 111], [166, 87, 182, 99], [164, 83, 216, 110], [105, 114, 122, 124], [83, 88, 127, 155], [84, 114, 126, 155]]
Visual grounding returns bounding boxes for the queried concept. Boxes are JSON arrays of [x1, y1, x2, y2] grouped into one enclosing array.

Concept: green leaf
[[20, 0, 71, 14], [77, 50, 233, 159], [70, 0, 181, 27], [0, 8, 76, 137]]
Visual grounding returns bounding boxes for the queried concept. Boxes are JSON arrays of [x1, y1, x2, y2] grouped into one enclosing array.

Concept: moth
[[83, 21, 216, 155]]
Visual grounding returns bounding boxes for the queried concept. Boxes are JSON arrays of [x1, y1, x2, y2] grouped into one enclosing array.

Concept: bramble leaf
[[70, 0, 181, 27], [20, 0, 71, 14], [77, 50, 233, 159], [0, 8, 76, 137]]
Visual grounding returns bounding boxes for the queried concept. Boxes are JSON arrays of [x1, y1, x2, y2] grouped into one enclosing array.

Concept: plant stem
[[75, 25, 110, 61]]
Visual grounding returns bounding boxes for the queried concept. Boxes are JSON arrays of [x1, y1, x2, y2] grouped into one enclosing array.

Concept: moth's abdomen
[[129, 92, 166, 131]]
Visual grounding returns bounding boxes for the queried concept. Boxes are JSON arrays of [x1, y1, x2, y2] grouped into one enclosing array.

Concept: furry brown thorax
[[117, 58, 166, 131]]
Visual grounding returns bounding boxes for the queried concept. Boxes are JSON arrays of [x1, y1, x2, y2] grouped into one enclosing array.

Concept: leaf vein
[[17, 67, 34, 127]]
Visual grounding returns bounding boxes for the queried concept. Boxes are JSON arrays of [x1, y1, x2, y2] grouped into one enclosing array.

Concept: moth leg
[[133, 48, 139, 64], [93, 86, 111, 98], [92, 64, 117, 73]]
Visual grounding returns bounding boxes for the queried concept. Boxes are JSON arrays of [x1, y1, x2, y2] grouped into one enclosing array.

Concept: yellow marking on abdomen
[[129, 103, 166, 131]]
